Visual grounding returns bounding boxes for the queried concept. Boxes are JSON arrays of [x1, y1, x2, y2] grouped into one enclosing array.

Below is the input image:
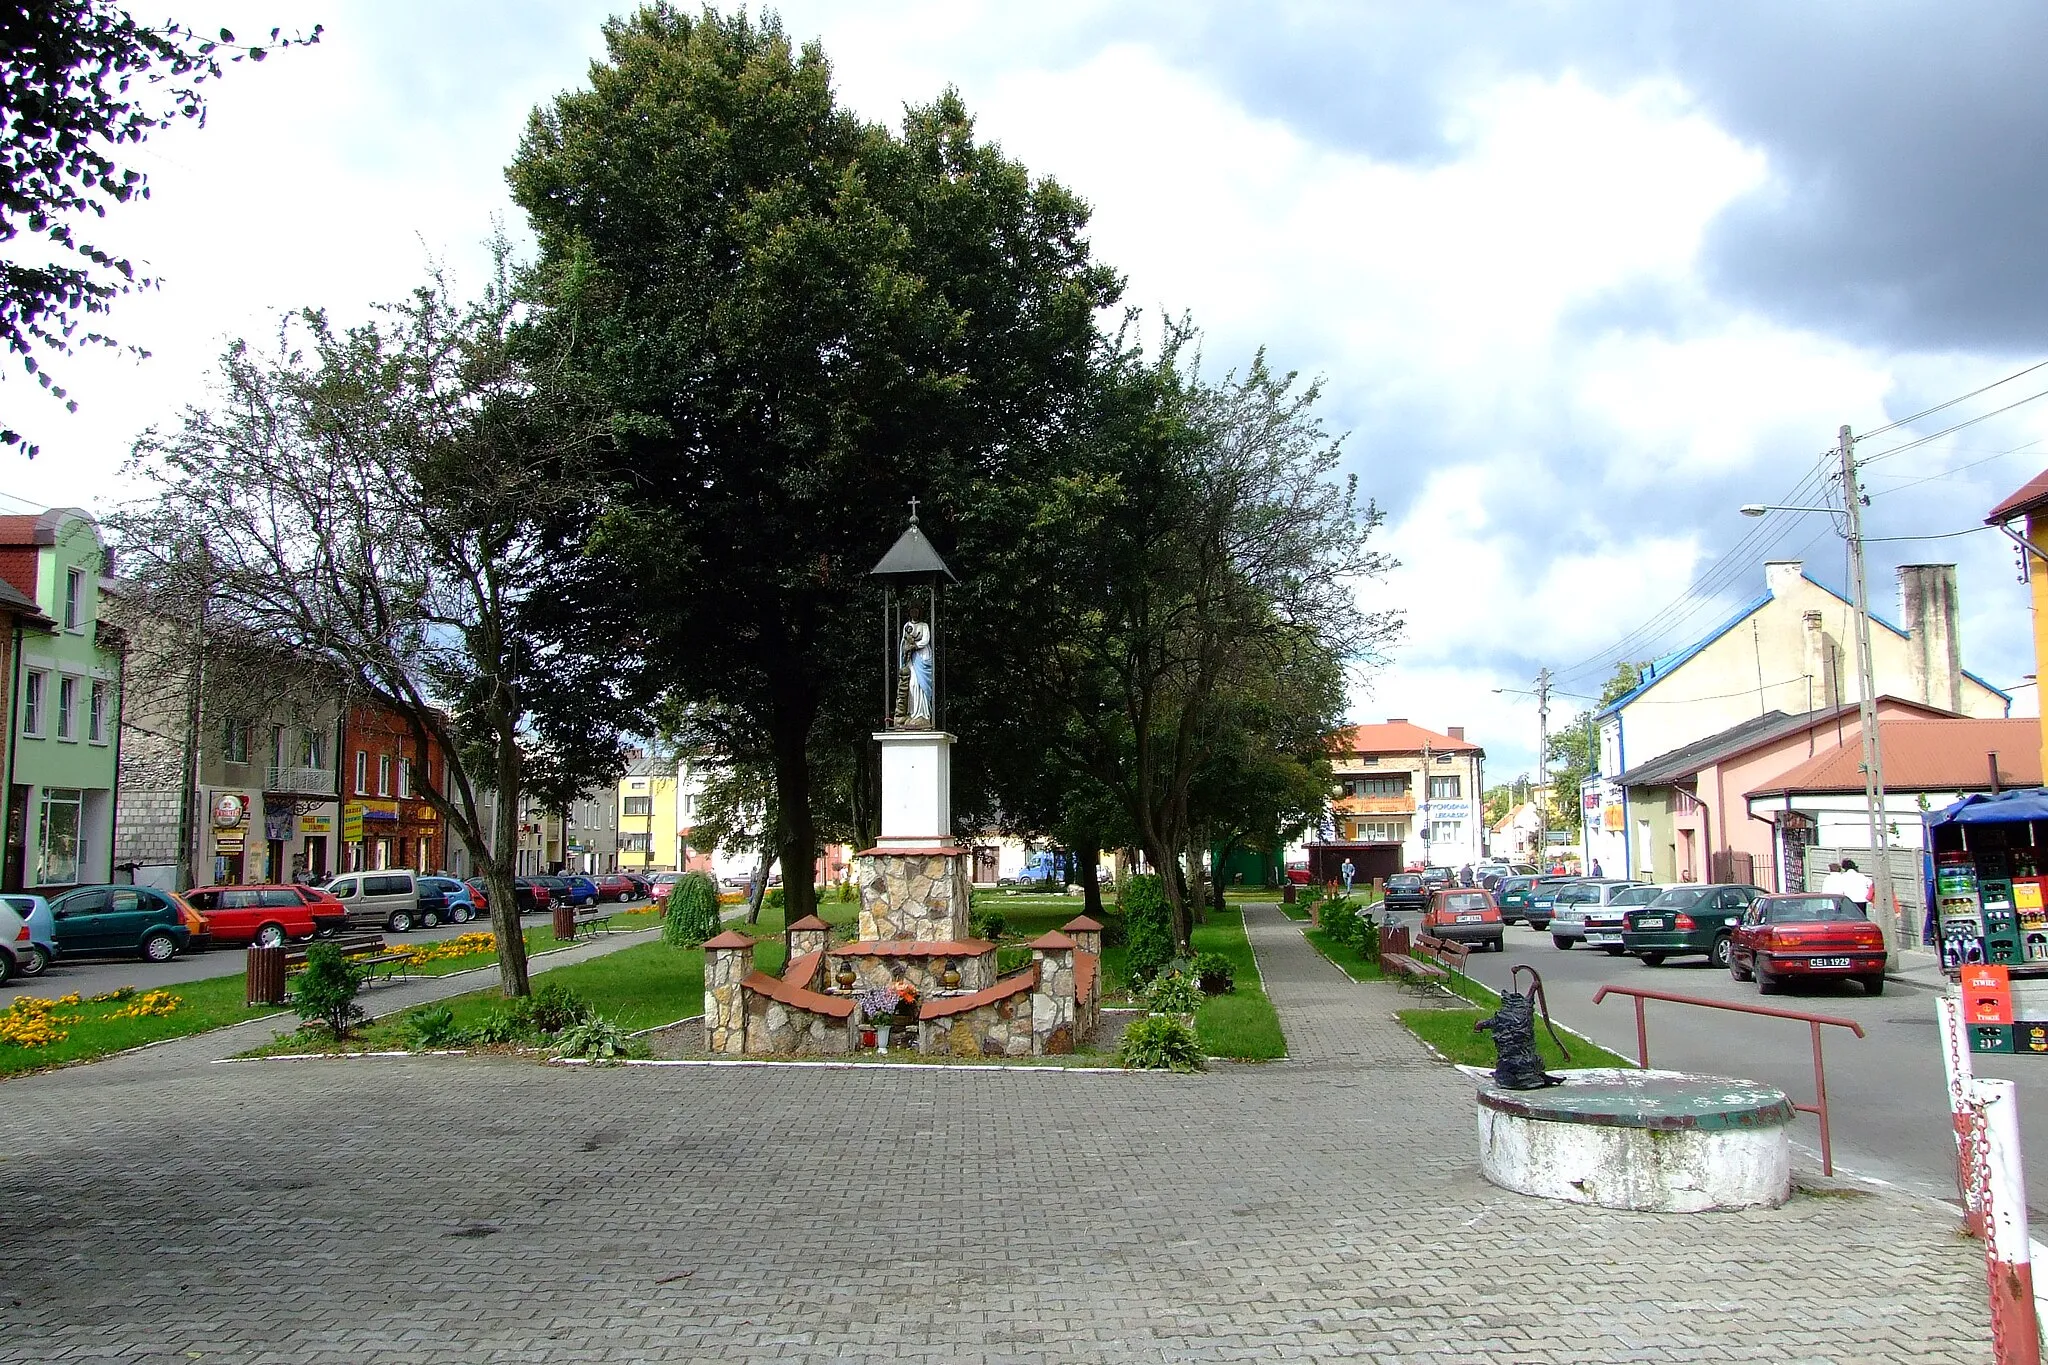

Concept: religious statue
[[896, 605, 934, 728], [1474, 964, 1568, 1090]]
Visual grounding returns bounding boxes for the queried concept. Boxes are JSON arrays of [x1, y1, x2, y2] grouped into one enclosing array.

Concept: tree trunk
[[1076, 840, 1104, 920], [1185, 831, 1209, 927], [770, 683, 818, 924], [485, 732, 530, 996], [745, 840, 775, 925]]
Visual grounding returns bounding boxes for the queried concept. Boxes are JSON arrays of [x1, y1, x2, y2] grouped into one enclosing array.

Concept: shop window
[[37, 788, 82, 885]]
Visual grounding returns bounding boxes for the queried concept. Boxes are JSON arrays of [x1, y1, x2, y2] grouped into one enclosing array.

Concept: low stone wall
[[921, 989, 1037, 1058], [703, 932, 754, 1056], [835, 943, 994, 996], [746, 991, 853, 1055]]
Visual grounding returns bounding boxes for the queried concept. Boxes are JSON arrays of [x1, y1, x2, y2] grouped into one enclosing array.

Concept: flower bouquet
[[856, 981, 920, 1053]]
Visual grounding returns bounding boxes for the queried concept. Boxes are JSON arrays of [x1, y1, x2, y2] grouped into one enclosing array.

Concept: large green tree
[[508, 5, 1118, 922]]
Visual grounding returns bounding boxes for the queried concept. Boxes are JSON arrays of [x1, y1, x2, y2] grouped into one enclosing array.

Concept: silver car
[[1575, 883, 1672, 954], [1547, 880, 1647, 950]]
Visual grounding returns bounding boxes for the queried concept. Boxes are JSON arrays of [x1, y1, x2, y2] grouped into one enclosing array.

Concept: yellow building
[[1986, 472, 2048, 778], [617, 753, 680, 872]]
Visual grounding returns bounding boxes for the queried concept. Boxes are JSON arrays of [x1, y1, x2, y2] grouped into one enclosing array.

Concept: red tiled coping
[[785, 914, 829, 932], [702, 930, 755, 950], [782, 949, 824, 989], [1027, 931, 1076, 951], [1061, 915, 1103, 932], [1075, 950, 1098, 1002], [835, 939, 993, 957], [854, 845, 966, 857], [920, 964, 1038, 1020], [742, 967, 855, 1018]]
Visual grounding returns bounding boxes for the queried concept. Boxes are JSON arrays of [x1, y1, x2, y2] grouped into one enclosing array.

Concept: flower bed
[[1, 986, 184, 1049]]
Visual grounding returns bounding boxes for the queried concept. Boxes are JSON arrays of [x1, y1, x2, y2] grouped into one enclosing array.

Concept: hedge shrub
[[1121, 874, 1175, 986], [1117, 1015, 1204, 1071], [663, 871, 722, 946]]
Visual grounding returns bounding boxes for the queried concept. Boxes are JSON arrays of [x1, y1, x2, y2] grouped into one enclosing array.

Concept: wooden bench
[[284, 933, 413, 984], [1376, 924, 1447, 995], [1413, 932, 1472, 983], [570, 907, 615, 937]]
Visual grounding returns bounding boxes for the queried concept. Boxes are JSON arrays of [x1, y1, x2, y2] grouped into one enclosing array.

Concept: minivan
[[325, 870, 435, 933]]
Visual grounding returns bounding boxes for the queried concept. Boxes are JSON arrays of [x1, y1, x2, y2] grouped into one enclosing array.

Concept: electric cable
[[1858, 357, 2048, 441], [1858, 384, 2048, 465]]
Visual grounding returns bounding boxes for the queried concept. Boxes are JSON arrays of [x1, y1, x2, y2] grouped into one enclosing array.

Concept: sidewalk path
[[0, 903, 1997, 1363]]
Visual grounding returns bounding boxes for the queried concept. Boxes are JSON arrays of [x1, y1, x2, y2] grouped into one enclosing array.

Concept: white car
[[1569, 883, 1672, 953]]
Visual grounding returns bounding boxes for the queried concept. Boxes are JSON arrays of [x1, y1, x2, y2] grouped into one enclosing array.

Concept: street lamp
[[1740, 425, 1901, 961]]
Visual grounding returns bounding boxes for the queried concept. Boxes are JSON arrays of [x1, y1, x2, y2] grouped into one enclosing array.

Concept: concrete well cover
[[1475, 1069, 1795, 1132]]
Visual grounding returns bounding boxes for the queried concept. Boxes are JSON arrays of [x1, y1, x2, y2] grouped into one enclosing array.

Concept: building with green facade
[[0, 509, 122, 891]]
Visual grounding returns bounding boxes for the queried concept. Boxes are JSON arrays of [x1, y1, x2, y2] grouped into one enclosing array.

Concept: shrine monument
[[702, 505, 1101, 1057]]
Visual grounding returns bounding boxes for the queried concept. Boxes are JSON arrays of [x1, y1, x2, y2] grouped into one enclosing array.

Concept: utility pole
[[1534, 668, 1551, 840], [1840, 424, 1901, 963]]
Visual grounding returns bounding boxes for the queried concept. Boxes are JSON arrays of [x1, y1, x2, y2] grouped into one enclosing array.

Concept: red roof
[[1334, 720, 1482, 756], [1027, 931, 1076, 951], [702, 930, 755, 950], [1988, 468, 2048, 524], [1061, 915, 1103, 932], [0, 508, 87, 547], [1748, 718, 2042, 797], [740, 966, 855, 1018], [920, 963, 1038, 1020], [835, 939, 992, 957], [785, 914, 829, 932]]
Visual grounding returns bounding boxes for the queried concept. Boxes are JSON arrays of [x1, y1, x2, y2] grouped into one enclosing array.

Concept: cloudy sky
[[13, 1, 2048, 778]]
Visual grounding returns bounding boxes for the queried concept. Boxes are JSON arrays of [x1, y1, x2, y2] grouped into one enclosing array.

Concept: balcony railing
[[266, 765, 336, 795]]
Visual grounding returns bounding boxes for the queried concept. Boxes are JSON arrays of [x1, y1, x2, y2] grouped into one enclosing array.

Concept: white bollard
[[1940, 994, 1983, 1235], [1970, 1077, 2041, 1365]]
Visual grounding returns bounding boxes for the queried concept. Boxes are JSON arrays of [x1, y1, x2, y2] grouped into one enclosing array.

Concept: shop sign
[[1602, 805, 1624, 831], [1428, 800, 1471, 820], [342, 803, 365, 843], [211, 793, 247, 829], [299, 812, 333, 836]]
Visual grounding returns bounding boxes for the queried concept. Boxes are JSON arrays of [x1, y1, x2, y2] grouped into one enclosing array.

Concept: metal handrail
[[1592, 985, 1867, 1176]]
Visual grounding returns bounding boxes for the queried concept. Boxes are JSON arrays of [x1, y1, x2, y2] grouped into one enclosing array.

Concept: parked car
[[1285, 863, 1312, 885], [511, 878, 551, 914], [1730, 893, 1887, 996], [622, 872, 653, 900], [464, 878, 491, 915], [1545, 880, 1644, 949], [1420, 866, 1455, 891], [533, 874, 598, 909], [1579, 884, 1669, 955], [592, 873, 637, 903], [419, 876, 479, 924], [0, 899, 28, 981], [1620, 883, 1766, 967], [1420, 887, 1504, 952], [1521, 876, 1582, 931], [1, 894, 55, 978], [1381, 873, 1428, 914], [324, 870, 438, 933], [1496, 876, 1537, 924], [47, 885, 207, 962], [183, 884, 347, 946], [652, 871, 685, 896]]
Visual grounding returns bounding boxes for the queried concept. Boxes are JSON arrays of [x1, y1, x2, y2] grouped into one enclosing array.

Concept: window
[[1427, 820, 1464, 844], [621, 832, 651, 852], [301, 729, 324, 770], [86, 679, 105, 743], [63, 567, 83, 631], [21, 670, 41, 735], [222, 718, 249, 764], [378, 755, 391, 796], [354, 750, 368, 794], [397, 758, 411, 799], [55, 676, 74, 739], [623, 795, 652, 817], [1428, 776, 1462, 800], [36, 787, 82, 885], [1359, 821, 1404, 842], [1347, 775, 1408, 798]]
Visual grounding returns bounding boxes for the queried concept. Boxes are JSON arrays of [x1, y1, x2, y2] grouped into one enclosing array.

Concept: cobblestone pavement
[[0, 904, 1993, 1363]]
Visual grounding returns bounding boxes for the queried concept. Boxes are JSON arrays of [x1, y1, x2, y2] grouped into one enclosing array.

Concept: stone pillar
[[703, 930, 755, 1055], [1060, 915, 1103, 958], [856, 849, 972, 942], [784, 914, 830, 985], [1029, 930, 1077, 1055]]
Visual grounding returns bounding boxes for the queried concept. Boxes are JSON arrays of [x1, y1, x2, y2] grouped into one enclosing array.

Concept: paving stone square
[[0, 905, 1994, 1362]]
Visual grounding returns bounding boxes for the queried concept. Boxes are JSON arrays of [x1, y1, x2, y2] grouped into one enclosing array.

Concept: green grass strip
[[1190, 907, 1285, 1060], [1301, 925, 1383, 981], [0, 976, 285, 1076]]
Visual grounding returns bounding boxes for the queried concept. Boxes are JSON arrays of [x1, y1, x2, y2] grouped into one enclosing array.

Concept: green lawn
[[1398, 1006, 1635, 1071], [0, 977, 286, 1077], [1188, 908, 1286, 1060], [1301, 925, 1383, 981]]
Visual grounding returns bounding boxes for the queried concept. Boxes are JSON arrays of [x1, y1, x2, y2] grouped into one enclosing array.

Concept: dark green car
[[1497, 876, 1536, 924], [1620, 884, 1765, 968]]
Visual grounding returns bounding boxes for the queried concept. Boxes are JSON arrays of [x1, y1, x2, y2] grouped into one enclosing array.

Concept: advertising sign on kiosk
[[1926, 790, 2048, 1054]]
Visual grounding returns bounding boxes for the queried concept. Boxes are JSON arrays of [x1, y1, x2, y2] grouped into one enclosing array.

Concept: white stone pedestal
[[874, 729, 954, 850]]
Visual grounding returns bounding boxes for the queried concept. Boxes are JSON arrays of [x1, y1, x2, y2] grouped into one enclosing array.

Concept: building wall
[[340, 702, 448, 873], [2030, 509, 2048, 781], [618, 763, 679, 872], [10, 519, 120, 891], [1329, 745, 1485, 868]]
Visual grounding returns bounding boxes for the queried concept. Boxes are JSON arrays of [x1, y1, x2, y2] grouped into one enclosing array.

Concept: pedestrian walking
[[1837, 858, 1874, 908], [1590, 859, 1604, 877], [1820, 861, 1845, 896], [1340, 857, 1356, 893]]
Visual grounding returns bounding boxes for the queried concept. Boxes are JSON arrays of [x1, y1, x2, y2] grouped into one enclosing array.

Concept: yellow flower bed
[[389, 931, 497, 967], [107, 989, 180, 1020], [0, 993, 88, 1048]]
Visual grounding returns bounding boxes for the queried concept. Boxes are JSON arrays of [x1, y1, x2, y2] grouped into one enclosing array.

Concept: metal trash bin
[[246, 945, 287, 1006], [552, 904, 576, 942], [1283, 883, 1297, 905]]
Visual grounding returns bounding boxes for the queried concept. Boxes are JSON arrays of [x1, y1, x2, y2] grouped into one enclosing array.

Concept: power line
[[1858, 383, 2048, 466], [1868, 439, 2042, 498], [1862, 525, 1992, 543], [1859, 356, 2048, 441]]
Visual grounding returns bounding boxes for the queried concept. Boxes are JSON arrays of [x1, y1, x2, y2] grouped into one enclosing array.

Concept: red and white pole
[[1973, 1077, 2041, 1365], [1940, 994, 1984, 1237]]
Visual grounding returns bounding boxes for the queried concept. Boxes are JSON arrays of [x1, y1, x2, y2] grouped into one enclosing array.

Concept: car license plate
[[1810, 956, 1850, 969], [1457, 914, 1481, 923], [1586, 932, 1619, 944], [1634, 918, 1665, 929]]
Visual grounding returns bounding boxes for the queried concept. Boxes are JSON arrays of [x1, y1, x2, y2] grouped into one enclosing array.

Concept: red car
[[1420, 887, 1504, 952], [1729, 893, 1886, 995], [182, 884, 348, 948], [592, 873, 637, 902]]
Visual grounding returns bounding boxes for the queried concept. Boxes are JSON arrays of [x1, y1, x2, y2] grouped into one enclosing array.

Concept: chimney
[[1764, 560, 1805, 597], [1386, 717, 1407, 725], [1801, 610, 1831, 712], [1447, 726, 1465, 741], [1898, 564, 1963, 712]]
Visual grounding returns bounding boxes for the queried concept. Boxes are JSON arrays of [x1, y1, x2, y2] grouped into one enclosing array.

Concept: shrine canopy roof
[[870, 517, 955, 581]]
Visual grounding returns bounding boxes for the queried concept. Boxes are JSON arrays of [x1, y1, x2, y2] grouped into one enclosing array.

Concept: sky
[[12, 0, 2048, 780]]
